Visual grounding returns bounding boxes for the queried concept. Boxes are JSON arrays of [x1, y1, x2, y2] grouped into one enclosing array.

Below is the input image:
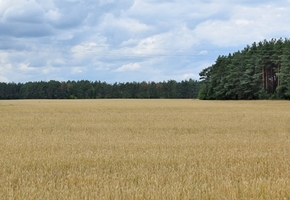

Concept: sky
[[0, 0, 290, 83]]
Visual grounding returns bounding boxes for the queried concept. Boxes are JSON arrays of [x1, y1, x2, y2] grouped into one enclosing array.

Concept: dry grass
[[1, 99, 290, 199]]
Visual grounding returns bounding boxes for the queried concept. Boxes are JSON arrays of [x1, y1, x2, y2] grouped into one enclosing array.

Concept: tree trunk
[[262, 67, 265, 90]]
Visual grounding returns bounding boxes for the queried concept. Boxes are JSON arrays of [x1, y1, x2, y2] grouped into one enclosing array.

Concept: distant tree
[[0, 79, 201, 100], [46, 80, 61, 99]]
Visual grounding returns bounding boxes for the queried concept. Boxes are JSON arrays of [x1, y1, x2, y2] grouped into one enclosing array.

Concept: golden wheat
[[0, 99, 290, 199]]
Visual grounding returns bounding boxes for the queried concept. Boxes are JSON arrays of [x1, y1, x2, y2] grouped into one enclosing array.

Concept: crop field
[[1, 99, 290, 199]]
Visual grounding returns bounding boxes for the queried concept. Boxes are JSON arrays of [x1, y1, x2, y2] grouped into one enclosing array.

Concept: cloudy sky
[[1, 0, 290, 83]]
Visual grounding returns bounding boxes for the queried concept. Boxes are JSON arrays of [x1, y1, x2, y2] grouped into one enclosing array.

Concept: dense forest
[[2, 38, 290, 100], [199, 38, 290, 100], [0, 79, 200, 99]]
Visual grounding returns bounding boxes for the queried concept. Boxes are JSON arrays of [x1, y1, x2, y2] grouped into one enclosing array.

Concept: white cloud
[[71, 38, 109, 59], [96, 13, 151, 44], [194, 4, 290, 47], [44, 9, 61, 21], [71, 67, 85, 74], [2, 1, 44, 24], [42, 66, 61, 75], [1, 0, 290, 83], [115, 25, 198, 60], [0, 61, 11, 82], [194, 19, 260, 47], [199, 50, 208, 55], [183, 73, 197, 79], [99, 0, 114, 6], [113, 63, 141, 72], [18, 63, 34, 71], [0, 76, 9, 82]]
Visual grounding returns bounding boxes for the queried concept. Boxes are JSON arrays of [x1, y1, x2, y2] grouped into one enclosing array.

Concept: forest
[[199, 38, 290, 100], [0, 79, 200, 99], [1, 38, 290, 100]]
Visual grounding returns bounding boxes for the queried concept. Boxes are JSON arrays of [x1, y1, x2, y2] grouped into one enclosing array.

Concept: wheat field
[[0, 99, 290, 199]]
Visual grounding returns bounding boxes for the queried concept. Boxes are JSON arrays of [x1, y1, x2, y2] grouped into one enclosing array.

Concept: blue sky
[[1, 0, 290, 83]]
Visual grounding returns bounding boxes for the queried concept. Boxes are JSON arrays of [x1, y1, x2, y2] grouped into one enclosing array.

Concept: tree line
[[0, 79, 201, 99], [2, 38, 290, 100], [199, 38, 290, 100]]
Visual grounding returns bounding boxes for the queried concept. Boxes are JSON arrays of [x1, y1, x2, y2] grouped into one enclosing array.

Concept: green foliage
[[199, 38, 290, 100], [0, 79, 202, 99]]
